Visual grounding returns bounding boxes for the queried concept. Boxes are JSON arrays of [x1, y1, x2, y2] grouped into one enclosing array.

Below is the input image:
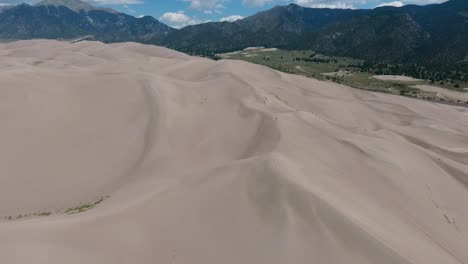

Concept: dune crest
[[1, 40, 468, 264]]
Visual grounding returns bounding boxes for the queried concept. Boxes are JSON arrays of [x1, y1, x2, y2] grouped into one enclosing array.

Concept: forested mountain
[[0, 0, 174, 42], [161, 4, 367, 54], [162, 0, 467, 68]]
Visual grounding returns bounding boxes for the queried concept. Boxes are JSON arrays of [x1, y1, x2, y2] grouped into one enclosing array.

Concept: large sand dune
[[1, 40, 468, 264]]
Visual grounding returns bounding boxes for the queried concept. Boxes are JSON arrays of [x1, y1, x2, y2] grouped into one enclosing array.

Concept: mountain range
[[0, 0, 467, 76], [0, 0, 174, 42], [162, 0, 468, 69]]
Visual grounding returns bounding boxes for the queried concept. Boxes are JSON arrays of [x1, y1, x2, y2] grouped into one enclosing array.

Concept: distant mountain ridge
[[161, 4, 367, 54], [297, 0, 468, 64], [161, 0, 467, 68], [0, 0, 174, 42], [35, 0, 115, 13]]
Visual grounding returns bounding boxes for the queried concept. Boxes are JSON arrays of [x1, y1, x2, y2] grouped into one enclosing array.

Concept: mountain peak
[[286, 3, 301, 8], [35, 0, 116, 13]]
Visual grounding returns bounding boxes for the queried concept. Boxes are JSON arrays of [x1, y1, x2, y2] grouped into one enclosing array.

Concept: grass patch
[[35, 211, 52, 217], [65, 196, 109, 215], [2, 210, 52, 221], [2, 196, 109, 221], [218, 48, 468, 102]]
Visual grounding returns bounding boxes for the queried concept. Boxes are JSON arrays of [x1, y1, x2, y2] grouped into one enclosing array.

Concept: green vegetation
[[0, 3, 174, 43], [2, 210, 52, 221], [35, 211, 52, 216], [359, 61, 468, 91], [218, 48, 468, 103], [2, 196, 109, 221], [65, 196, 108, 215], [220, 49, 360, 76], [166, 0, 468, 87]]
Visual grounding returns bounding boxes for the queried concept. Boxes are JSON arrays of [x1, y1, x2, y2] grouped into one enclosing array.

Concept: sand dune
[[1, 40, 468, 264], [413, 84, 468, 102]]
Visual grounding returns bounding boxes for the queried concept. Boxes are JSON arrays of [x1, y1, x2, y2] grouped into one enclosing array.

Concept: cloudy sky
[[0, 0, 448, 28]]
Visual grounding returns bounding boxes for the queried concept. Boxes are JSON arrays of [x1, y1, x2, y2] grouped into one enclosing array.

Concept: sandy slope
[[1, 40, 468, 264], [373, 75, 422, 82], [413, 84, 468, 102]]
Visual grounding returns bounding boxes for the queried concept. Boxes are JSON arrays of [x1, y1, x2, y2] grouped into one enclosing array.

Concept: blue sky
[[105, 0, 448, 28], [0, 0, 449, 28]]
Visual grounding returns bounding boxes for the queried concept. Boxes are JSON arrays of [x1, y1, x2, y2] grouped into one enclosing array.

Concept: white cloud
[[242, 0, 272, 7], [0, 0, 144, 5], [292, 0, 446, 8], [404, 0, 446, 3], [220, 15, 244, 22], [0, 0, 29, 3], [159, 11, 191, 24], [159, 11, 207, 28], [90, 0, 143, 4], [377, 1, 404, 7], [183, 0, 224, 11], [0, 0, 450, 13], [294, 0, 356, 9], [85, 0, 143, 4]]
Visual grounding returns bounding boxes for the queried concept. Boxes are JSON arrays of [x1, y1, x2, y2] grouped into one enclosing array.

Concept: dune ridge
[[0, 40, 467, 264]]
